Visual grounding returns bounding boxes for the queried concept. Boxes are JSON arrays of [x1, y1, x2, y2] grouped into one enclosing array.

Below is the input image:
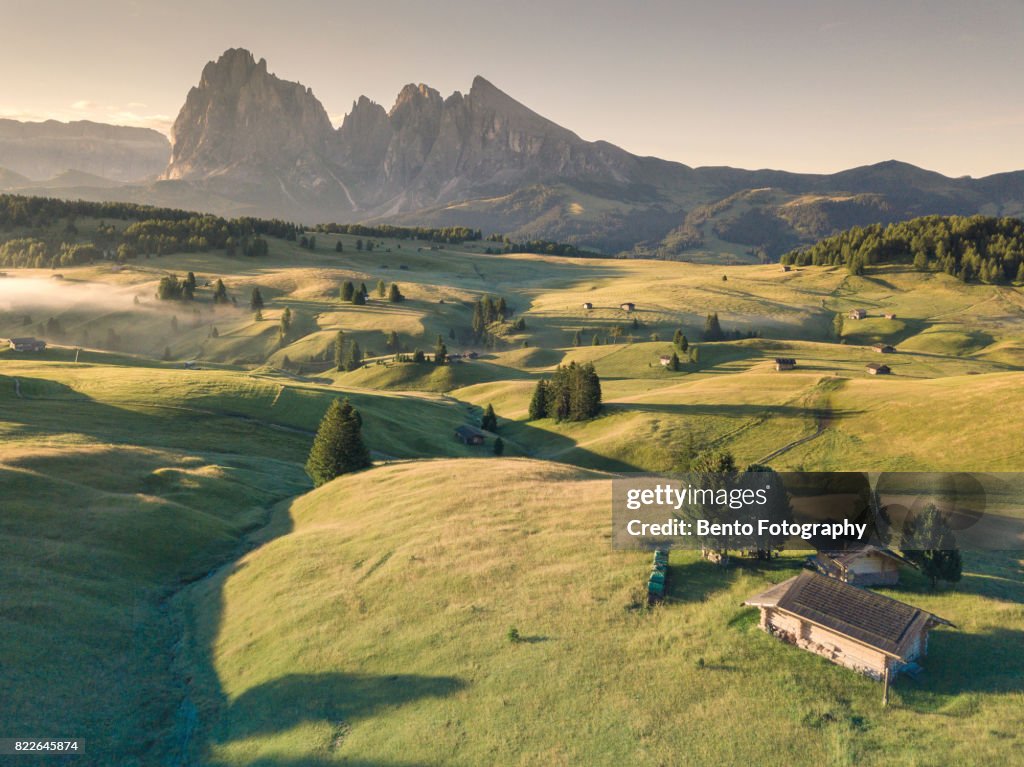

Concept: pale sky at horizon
[[2, 0, 1022, 177]]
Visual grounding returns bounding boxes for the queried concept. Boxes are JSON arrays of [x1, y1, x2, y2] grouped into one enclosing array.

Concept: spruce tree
[[334, 330, 345, 371], [280, 306, 292, 339], [341, 281, 355, 301], [493, 436, 505, 456], [900, 504, 963, 589], [434, 335, 447, 365], [572, 329, 582, 347], [213, 279, 229, 304], [344, 340, 363, 371], [335, 240, 344, 253], [388, 283, 404, 302], [669, 352, 680, 371], [376, 279, 386, 297], [528, 380, 548, 420], [250, 287, 264, 311], [703, 312, 724, 341], [481, 403, 497, 432], [305, 398, 371, 486]]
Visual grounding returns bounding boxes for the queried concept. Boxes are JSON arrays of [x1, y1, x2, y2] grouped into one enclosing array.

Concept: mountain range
[[2, 47, 1023, 257]]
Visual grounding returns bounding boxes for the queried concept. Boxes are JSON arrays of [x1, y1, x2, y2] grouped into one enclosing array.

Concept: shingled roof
[[747, 571, 951, 656]]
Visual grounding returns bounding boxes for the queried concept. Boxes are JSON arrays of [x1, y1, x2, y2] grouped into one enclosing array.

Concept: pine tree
[[211, 326, 219, 338], [388, 283, 404, 302], [335, 240, 344, 253], [496, 296, 508, 319], [481, 403, 497, 432], [900, 504, 962, 589], [254, 309, 263, 321], [434, 335, 447, 365], [376, 279, 386, 297], [703, 312, 724, 341], [673, 329, 683, 347], [334, 330, 345, 371], [669, 352, 680, 371], [344, 340, 363, 371], [341, 281, 355, 301], [280, 306, 292, 338], [679, 334, 689, 353], [213, 279, 229, 304], [572, 329, 582, 346], [528, 380, 548, 420], [384, 330, 399, 353], [359, 282, 368, 298], [352, 290, 366, 306], [592, 334, 601, 346], [493, 436, 505, 456], [250, 287, 264, 311], [305, 398, 371, 486]]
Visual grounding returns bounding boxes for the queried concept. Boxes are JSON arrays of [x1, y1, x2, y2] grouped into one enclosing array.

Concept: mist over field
[[0, 275, 149, 313]]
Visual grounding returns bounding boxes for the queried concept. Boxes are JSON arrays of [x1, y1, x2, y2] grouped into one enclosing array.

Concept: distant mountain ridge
[[3, 48, 1023, 256]]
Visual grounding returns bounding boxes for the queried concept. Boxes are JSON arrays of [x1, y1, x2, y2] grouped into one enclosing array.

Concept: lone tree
[[334, 330, 346, 371], [335, 240, 344, 253], [493, 436, 505, 456], [376, 279, 387, 297], [279, 306, 292, 339], [212, 279, 229, 304], [341, 281, 355, 301], [481, 403, 498, 431], [250, 287, 264, 311], [900, 504, 962, 589], [434, 334, 447, 365], [305, 398, 371, 486], [388, 283, 404, 303]]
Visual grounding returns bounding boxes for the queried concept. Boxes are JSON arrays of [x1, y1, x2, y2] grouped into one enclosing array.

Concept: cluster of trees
[[333, 330, 363, 371], [471, 294, 511, 340], [315, 222, 482, 244], [0, 194, 294, 268], [305, 398, 371, 486], [782, 215, 1024, 283], [528, 362, 602, 422], [155, 272, 232, 305], [483, 234, 605, 258]]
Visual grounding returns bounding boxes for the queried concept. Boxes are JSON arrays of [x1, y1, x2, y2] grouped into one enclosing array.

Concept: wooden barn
[[872, 343, 896, 354], [582, 302, 593, 310], [848, 309, 867, 320], [866, 363, 891, 375], [745, 571, 952, 680], [659, 355, 672, 367], [774, 358, 797, 371], [454, 424, 486, 445], [812, 545, 912, 586], [620, 302, 635, 312], [8, 337, 46, 352]]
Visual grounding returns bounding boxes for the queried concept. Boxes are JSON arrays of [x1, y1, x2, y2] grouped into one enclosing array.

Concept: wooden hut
[[811, 546, 912, 586], [8, 337, 46, 352], [872, 344, 896, 354], [620, 302, 636, 312], [848, 309, 867, 320], [866, 363, 891, 375], [659, 355, 672, 367], [454, 425, 486, 445], [884, 312, 897, 320], [582, 302, 593, 310], [781, 265, 792, 272], [774, 358, 797, 371], [744, 571, 952, 680]]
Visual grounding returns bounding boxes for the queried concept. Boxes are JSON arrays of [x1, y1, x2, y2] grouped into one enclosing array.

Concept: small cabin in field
[[872, 344, 896, 354], [775, 358, 797, 371], [620, 302, 635, 312], [659, 355, 672, 367], [8, 337, 46, 352], [582, 302, 593, 310], [812, 546, 912, 586], [781, 265, 792, 272], [454, 424, 486, 445], [466, 351, 479, 360], [866, 363, 891, 375], [884, 312, 897, 320], [848, 309, 867, 320], [744, 571, 952, 680]]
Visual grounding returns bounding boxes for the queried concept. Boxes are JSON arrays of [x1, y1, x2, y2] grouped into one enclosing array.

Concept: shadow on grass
[[218, 672, 466, 741], [904, 626, 1024, 703], [665, 553, 804, 604]]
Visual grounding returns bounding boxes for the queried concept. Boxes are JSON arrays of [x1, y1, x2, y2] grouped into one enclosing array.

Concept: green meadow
[[1, 231, 1023, 765]]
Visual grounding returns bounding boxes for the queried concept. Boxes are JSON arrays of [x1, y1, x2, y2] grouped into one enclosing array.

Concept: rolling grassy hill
[[176, 459, 1024, 766], [2, 232, 1024, 764]]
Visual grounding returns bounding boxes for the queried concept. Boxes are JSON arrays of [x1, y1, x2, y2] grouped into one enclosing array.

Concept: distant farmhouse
[[774, 357, 797, 371], [582, 302, 593, 310], [866, 363, 891, 375], [872, 344, 896, 354], [811, 546, 913, 587], [8, 337, 46, 352], [454, 424, 486, 445], [745, 571, 952, 681], [620, 302, 635, 312], [848, 309, 867, 320]]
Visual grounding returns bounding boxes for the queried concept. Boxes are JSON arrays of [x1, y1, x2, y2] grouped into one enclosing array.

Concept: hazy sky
[[2, 0, 1022, 176]]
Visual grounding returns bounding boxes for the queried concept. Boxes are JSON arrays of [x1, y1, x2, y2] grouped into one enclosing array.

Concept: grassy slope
[[180, 459, 1024, 766]]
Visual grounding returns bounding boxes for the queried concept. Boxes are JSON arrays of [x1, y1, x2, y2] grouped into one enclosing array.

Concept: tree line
[[314, 222, 482, 244], [781, 214, 1024, 283]]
